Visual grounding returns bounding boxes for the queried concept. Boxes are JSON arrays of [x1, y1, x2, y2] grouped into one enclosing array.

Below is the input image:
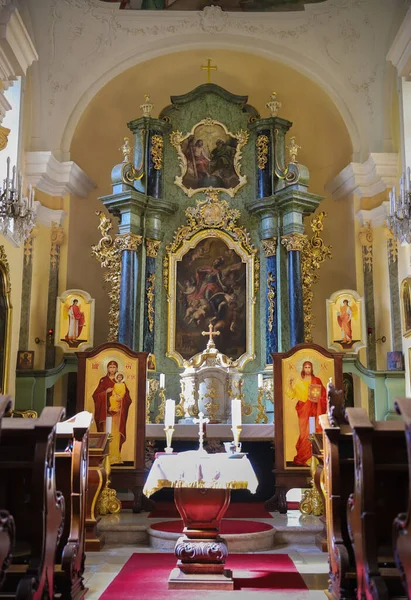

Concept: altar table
[[143, 450, 258, 589]]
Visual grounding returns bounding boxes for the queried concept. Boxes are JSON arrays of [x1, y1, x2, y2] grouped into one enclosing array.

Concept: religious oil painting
[[282, 348, 334, 469], [167, 228, 256, 368], [55, 289, 95, 353], [170, 119, 248, 198], [105, 0, 326, 12], [84, 347, 140, 467], [401, 278, 411, 338], [17, 350, 34, 370], [326, 289, 366, 353]]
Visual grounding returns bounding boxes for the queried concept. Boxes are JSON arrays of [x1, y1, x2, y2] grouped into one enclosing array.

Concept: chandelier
[[388, 168, 411, 244], [0, 157, 36, 244]]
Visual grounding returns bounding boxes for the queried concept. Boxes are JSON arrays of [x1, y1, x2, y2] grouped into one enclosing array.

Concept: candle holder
[[231, 425, 242, 454], [164, 425, 175, 454]]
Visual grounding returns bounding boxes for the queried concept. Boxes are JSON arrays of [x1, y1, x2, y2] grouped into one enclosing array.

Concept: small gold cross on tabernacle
[[202, 323, 220, 348], [201, 59, 217, 83]]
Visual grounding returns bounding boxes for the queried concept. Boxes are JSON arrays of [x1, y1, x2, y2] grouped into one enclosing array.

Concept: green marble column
[[18, 233, 35, 351], [386, 227, 401, 351], [45, 224, 64, 375]]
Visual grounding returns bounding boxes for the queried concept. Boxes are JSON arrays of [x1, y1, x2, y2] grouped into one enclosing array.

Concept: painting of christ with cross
[[175, 236, 246, 361]]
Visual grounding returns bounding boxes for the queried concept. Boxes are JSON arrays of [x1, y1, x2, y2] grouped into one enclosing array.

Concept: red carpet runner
[[150, 519, 273, 534], [100, 553, 308, 598], [148, 501, 273, 519]]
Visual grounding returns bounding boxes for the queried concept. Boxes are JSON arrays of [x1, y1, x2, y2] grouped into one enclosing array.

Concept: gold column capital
[[281, 233, 307, 252], [51, 223, 64, 247], [115, 233, 143, 252], [384, 225, 398, 264], [261, 237, 277, 257], [358, 222, 373, 272], [145, 238, 161, 258]]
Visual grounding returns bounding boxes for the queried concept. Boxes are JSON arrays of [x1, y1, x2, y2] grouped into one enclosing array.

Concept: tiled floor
[[83, 510, 329, 599]]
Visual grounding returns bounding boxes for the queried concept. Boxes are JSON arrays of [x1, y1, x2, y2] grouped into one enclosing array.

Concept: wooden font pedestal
[[168, 487, 233, 590]]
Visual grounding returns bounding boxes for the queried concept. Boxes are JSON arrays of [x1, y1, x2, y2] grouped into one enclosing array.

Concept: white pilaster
[[356, 202, 389, 228], [387, 7, 411, 79], [34, 202, 66, 228], [25, 151, 96, 198], [325, 153, 398, 200]]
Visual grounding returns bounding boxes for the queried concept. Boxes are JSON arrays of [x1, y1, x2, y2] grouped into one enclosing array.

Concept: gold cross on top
[[202, 322, 220, 348], [201, 59, 217, 83]]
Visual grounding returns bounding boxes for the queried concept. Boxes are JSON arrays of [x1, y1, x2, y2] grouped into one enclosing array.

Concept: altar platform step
[[97, 510, 323, 552]]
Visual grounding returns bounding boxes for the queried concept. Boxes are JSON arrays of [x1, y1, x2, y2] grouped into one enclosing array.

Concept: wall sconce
[[376, 335, 386, 344], [34, 337, 44, 345], [35, 329, 54, 347]]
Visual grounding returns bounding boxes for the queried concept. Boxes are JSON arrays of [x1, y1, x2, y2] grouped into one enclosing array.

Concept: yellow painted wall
[[69, 49, 353, 347], [0, 235, 24, 399]]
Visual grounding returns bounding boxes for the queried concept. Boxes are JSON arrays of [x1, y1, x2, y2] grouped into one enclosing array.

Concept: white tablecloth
[[143, 450, 259, 497]]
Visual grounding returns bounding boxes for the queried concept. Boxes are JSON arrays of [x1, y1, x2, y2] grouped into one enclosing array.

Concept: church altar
[[146, 423, 273, 440], [143, 450, 258, 589]]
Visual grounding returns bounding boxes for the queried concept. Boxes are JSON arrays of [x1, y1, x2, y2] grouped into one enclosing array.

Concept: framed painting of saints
[[170, 119, 248, 198], [55, 289, 95, 353], [77, 343, 148, 511], [326, 289, 366, 353], [265, 343, 343, 513], [167, 230, 255, 368]]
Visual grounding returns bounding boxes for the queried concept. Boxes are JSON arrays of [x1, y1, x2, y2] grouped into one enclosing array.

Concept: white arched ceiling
[[26, 0, 404, 162]]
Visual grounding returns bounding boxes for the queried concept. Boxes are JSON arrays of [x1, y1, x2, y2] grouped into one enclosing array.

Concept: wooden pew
[[85, 431, 109, 551], [0, 396, 13, 590], [393, 397, 411, 599], [320, 383, 356, 600], [54, 411, 92, 599], [0, 406, 65, 599], [345, 407, 408, 600]]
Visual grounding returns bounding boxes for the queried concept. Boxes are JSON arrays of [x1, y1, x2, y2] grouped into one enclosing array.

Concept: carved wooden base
[[170, 487, 232, 589], [264, 487, 287, 513]]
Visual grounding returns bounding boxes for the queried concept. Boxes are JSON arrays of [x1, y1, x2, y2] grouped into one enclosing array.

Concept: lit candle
[[106, 416, 112, 434], [309, 416, 315, 434], [231, 398, 242, 428], [165, 399, 175, 427], [258, 374, 263, 389], [159, 373, 165, 389]]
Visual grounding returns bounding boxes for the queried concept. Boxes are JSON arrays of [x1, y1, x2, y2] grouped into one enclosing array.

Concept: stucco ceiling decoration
[[27, 0, 402, 161]]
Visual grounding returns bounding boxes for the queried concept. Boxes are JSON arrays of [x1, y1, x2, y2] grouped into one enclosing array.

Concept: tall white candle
[[106, 416, 112, 434], [231, 398, 242, 428], [146, 380, 150, 396], [309, 416, 315, 434], [159, 373, 165, 389], [258, 374, 263, 389], [165, 399, 175, 427]]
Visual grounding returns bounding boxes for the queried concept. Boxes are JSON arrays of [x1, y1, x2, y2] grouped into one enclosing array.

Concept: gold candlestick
[[231, 425, 242, 453], [164, 425, 175, 454], [299, 434, 324, 517]]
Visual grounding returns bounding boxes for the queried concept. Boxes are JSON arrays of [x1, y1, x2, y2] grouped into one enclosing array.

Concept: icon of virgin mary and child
[[92, 360, 132, 464]]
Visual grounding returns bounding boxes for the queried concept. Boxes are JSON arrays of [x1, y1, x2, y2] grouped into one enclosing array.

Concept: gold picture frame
[[164, 190, 258, 368], [170, 118, 248, 198], [401, 278, 411, 338], [326, 289, 366, 353]]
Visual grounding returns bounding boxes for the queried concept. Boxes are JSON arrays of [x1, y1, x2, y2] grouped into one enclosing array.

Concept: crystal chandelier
[[0, 157, 36, 244]]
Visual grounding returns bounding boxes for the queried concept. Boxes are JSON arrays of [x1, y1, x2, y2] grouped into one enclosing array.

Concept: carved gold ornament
[[301, 212, 332, 342], [91, 214, 142, 342], [151, 134, 163, 170], [146, 378, 159, 424], [359, 222, 373, 272], [170, 119, 248, 198], [281, 233, 306, 253], [164, 189, 258, 369], [256, 135, 269, 170], [255, 387, 268, 424], [262, 237, 277, 257], [265, 91, 281, 117], [145, 238, 161, 258], [385, 226, 398, 264], [50, 223, 64, 270], [120, 132, 145, 185], [287, 136, 301, 164], [0, 125, 10, 151], [274, 129, 299, 184], [146, 273, 155, 334], [267, 272, 276, 333], [155, 387, 167, 424]]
